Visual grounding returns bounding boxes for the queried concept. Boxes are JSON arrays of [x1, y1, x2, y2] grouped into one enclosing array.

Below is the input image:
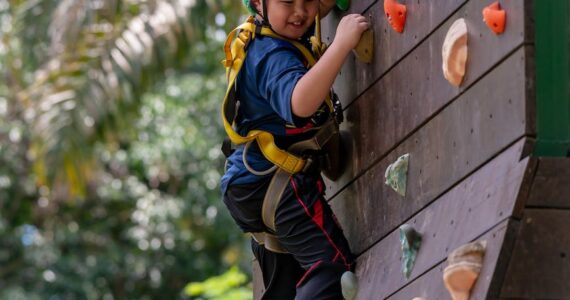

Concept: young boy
[[221, 0, 368, 298]]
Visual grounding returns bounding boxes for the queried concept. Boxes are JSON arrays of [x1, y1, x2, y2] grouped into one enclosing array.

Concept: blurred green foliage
[[184, 266, 252, 300], [0, 0, 252, 299]]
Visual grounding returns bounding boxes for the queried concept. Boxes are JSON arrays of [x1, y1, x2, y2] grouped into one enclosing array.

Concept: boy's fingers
[[354, 16, 369, 26]]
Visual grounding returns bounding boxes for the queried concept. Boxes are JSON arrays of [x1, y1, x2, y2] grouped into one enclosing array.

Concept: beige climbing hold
[[412, 298, 424, 300], [341, 271, 358, 300], [443, 240, 487, 300], [353, 29, 374, 63], [442, 18, 468, 87]]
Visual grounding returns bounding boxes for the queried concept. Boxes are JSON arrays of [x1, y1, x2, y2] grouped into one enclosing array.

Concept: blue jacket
[[221, 34, 316, 194]]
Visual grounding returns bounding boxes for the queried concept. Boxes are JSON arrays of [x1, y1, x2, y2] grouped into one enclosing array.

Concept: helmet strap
[[260, 0, 271, 28]]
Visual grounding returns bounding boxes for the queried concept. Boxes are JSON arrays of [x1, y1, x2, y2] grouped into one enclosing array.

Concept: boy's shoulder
[[248, 35, 303, 59]]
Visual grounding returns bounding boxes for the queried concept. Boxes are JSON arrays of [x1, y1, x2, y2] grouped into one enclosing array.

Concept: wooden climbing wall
[[253, 0, 570, 299]]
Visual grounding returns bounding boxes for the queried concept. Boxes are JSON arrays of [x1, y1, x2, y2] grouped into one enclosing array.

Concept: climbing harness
[[221, 15, 342, 176], [225, 6, 358, 299], [221, 15, 344, 244]]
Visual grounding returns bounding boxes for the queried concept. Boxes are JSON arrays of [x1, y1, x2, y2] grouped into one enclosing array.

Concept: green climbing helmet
[[336, 0, 350, 11], [242, 0, 257, 15]]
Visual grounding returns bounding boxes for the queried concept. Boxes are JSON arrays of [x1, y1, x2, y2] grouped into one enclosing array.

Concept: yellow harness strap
[[221, 16, 333, 174]]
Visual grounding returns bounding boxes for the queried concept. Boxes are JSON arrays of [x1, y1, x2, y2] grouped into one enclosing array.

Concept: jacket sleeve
[[255, 44, 309, 126]]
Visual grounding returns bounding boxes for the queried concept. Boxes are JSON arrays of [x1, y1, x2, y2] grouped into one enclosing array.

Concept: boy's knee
[[295, 261, 347, 300]]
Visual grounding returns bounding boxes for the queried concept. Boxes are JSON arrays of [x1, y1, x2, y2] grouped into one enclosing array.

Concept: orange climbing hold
[[384, 0, 406, 33], [482, 1, 506, 34]]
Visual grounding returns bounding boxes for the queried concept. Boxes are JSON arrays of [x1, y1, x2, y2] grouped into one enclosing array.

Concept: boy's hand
[[333, 14, 370, 54]]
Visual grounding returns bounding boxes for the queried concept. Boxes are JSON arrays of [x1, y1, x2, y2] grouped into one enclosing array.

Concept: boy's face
[[254, 0, 319, 40]]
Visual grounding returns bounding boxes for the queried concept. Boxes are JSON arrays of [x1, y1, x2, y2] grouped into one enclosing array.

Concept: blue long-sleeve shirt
[[220, 34, 314, 194]]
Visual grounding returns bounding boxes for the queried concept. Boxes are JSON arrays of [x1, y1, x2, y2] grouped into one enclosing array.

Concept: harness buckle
[[301, 157, 315, 173], [301, 152, 328, 174], [332, 91, 344, 124]]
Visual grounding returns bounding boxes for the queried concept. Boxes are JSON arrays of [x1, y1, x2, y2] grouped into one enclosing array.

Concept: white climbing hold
[[442, 18, 468, 87], [341, 271, 358, 300]]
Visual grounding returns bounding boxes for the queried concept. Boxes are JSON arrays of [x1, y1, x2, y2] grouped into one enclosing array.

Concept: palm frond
[[23, 0, 240, 197]]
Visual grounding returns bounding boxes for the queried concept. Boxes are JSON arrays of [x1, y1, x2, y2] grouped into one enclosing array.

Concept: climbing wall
[[253, 0, 570, 299]]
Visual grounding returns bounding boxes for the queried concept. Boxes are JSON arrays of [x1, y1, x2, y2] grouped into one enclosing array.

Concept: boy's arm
[[291, 14, 369, 118]]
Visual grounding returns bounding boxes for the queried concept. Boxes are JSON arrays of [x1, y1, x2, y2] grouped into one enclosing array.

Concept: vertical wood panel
[[527, 158, 570, 209], [501, 209, 570, 299], [349, 140, 532, 299], [329, 49, 531, 255], [323, 0, 529, 108], [386, 219, 519, 300], [322, 0, 468, 104], [323, 11, 531, 198]]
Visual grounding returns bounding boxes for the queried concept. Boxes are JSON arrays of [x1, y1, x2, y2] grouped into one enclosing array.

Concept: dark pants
[[224, 172, 355, 299]]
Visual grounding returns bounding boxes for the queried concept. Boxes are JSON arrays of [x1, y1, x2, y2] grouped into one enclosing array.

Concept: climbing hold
[[442, 18, 468, 87], [336, 0, 350, 11], [341, 271, 358, 300], [384, 153, 409, 197], [399, 224, 422, 278], [384, 0, 407, 33], [482, 1, 506, 34], [443, 240, 487, 300], [353, 29, 374, 63]]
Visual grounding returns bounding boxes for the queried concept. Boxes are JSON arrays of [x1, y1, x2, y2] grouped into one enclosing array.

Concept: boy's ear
[[250, 0, 262, 15]]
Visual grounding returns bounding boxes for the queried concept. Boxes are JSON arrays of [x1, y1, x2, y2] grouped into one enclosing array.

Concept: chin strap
[[257, 0, 271, 28]]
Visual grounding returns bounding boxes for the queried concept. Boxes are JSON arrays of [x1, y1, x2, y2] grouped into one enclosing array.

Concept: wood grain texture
[[327, 45, 533, 198], [500, 209, 570, 299], [322, 0, 468, 104], [329, 49, 532, 255], [335, 136, 532, 256], [322, 0, 529, 108], [526, 158, 570, 209], [386, 219, 519, 300], [349, 140, 531, 299]]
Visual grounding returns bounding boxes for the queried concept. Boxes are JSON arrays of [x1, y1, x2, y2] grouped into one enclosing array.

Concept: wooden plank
[[324, 16, 533, 197], [323, 0, 529, 108], [253, 260, 264, 300], [322, 0, 468, 104], [526, 158, 570, 209], [349, 141, 532, 299], [329, 48, 532, 254], [501, 209, 570, 299], [346, 0, 379, 14], [386, 219, 519, 300]]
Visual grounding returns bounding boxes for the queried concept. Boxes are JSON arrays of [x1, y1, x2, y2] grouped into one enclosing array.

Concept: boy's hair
[[242, 0, 257, 15]]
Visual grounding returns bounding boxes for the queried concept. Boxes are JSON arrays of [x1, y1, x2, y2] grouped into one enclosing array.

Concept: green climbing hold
[[385, 153, 410, 197], [336, 0, 350, 11], [399, 224, 422, 278]]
